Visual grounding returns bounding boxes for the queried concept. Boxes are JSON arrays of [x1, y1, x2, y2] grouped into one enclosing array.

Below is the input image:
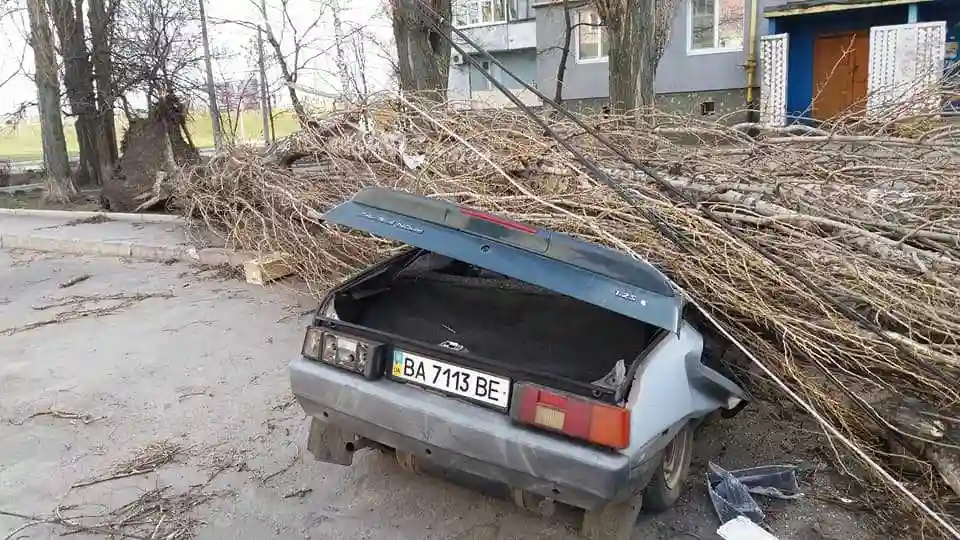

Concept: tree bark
[[391, 0, 451, 101], [49, 0, 102, 186], [87, 0, 118, 174], [27, 0, 78, 202], [594, 0, 676, 121]]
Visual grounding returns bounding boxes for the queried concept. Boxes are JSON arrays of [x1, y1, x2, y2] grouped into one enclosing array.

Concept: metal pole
[[197, 0, 222, 150]]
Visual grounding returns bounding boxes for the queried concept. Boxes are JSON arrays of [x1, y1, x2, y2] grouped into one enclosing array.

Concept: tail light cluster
[[512, 383, 631, 450], [302, 327, 382, 378]]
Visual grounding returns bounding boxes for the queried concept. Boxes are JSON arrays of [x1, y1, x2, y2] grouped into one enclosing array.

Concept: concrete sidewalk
[[0, 213, 248, 265]]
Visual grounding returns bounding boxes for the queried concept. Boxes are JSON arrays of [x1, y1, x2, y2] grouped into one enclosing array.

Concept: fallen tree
[[174, 95, 960, 536], [102, 94, 199, 212]]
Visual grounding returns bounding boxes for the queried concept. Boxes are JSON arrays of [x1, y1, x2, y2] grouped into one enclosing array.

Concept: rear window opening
[[332, 250, 661, 390]]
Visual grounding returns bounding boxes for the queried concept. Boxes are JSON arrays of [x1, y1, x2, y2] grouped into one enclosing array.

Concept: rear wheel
[[643, 422, 695, 513], [394, 450, 424, 474], [580, 493, 642, 540], [512, 488, 556, 517]]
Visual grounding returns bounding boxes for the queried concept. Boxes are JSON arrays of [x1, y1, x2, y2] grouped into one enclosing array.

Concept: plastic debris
[[591, 359, 626, 390], [717, 516, 781, 540], [707, 462, 803, 524]]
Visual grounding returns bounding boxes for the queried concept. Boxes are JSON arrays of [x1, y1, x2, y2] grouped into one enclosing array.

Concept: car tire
[[643, 422, 695, 513], [580, 493, 642, 540], [512, 488, 556, 517]]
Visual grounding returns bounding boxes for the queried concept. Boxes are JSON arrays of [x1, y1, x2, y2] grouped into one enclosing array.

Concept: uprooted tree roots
[[174, 97, 960, 536]]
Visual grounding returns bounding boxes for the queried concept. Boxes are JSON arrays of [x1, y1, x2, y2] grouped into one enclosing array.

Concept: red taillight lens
[[513, 383, 630, 449], [460, 207, 538, 235]]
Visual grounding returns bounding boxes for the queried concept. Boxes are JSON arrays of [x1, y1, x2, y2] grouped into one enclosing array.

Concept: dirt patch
[[629, 401, 895, 539], [0, 190, 101, 211], [0, 170, 42, 188]]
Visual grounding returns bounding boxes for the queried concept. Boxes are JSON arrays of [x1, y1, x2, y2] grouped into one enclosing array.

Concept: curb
[[0, 208, 185, 223], [0, 234, 254, 266], [0, 233, 195, 262]]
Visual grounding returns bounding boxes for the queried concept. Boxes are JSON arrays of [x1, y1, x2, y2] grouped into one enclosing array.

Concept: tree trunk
[[87, 0, 118, 175], [332, 0, 354, 102], [257, 27, 272, 146], [594, 0, 677, 122], [391, 0, 451, 101], [27, 0, 77, 203], [255, 15, 309, 127], [197, 0, 223, 150], [49, 0, 103, 186], [553, 0, 573, 104]]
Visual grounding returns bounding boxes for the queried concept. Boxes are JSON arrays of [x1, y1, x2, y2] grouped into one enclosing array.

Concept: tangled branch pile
[[175, 95, 960, 535]]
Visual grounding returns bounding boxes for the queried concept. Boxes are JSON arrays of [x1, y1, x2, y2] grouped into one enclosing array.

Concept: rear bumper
[[290, 358, 661, 510]]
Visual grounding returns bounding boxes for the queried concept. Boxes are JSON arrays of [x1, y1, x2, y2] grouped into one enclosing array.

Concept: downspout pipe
[[745, 0, 760, 123]]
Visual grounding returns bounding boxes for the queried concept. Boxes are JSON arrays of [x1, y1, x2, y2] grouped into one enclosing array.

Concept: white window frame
[[508, 0, 534, 21], [574, 8, 608, 64], [454, 0, 509, 28], [686, 0, 745, 56]]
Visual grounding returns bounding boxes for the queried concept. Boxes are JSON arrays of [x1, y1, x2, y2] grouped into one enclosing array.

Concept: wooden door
[[813, 31, 870, 120]]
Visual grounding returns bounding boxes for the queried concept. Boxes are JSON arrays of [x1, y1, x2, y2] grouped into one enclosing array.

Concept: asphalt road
[[0, 251, 881, 539]]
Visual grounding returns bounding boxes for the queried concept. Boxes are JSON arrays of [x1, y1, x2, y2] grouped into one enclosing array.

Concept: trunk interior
[[334, 251, 658, 385]]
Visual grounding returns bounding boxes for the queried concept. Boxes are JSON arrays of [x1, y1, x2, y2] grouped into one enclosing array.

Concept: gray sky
[[0, 0, 395, 115]]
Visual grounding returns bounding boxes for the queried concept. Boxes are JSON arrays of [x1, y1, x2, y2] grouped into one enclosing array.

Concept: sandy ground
[[0, 251, 885, 539]]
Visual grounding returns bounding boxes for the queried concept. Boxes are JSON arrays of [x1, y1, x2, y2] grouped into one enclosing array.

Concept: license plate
[[391, 350, 511, 410]]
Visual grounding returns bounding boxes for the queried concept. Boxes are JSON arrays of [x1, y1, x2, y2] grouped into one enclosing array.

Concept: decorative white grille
[[760, 33, 789, 127], [867, 22, 947, 118]]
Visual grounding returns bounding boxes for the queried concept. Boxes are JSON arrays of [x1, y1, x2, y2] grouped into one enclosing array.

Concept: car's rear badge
[[359, 211, 424, 234], [439, 341, 465, 352]]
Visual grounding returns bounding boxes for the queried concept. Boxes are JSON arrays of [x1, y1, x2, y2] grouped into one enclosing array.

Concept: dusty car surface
[[290, 187, 746, 539]]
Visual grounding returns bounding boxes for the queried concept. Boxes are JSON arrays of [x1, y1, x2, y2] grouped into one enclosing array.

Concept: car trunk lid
[[322, 187, 682, 333]]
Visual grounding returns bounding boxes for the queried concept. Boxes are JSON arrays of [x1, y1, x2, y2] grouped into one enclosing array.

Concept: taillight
[[512, 383, 630, 450], [302, 327, 381, 378]]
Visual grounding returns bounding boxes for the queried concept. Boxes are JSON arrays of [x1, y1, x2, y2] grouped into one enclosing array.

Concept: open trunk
[[333, 251, 660, 386]]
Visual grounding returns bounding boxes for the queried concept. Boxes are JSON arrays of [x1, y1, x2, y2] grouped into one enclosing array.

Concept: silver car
[[291, 188, 746, 539]]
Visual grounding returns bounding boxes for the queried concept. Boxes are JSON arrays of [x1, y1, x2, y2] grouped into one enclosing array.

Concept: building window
[[455, 0, 508, 27], [576, 8, 608, 63], [508, 0, 532, 21], [470, 60, 495, 93], [688, 0, 745, 53], [479, 61, 492, 90]]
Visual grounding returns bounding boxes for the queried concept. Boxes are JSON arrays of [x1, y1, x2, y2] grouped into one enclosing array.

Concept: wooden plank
[[243, 252, 294, 285]]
